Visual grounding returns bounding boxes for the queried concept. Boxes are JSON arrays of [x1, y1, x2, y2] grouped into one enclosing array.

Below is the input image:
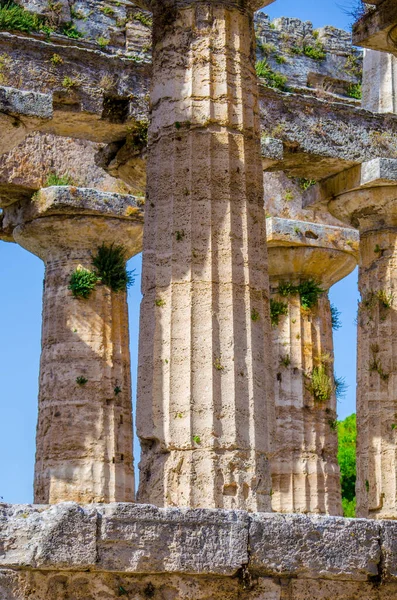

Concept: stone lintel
[[353, 0, 397, 53], [132, 0, 275, 12], [266, 216, 359, 255], [1, 503, 396, 582], [0, 186, 144, 239], [0, 32, 150, 144], [259, 87, 397, 180], [303, 158, 397, 209], [101, 88, 397, 185]]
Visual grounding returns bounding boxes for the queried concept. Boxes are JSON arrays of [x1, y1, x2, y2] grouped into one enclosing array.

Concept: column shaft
[[356, 229, 397, 519], [14, 215, 137, 504], [137, 2, 274, 510]]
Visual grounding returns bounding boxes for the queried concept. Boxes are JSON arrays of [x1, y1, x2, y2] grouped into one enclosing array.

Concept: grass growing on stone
[[45, 172, 75, 186], [92, 243, 135, 293], [346, 83, 362, 100], [270, 298, 288, 326], [255, 59, 288, 91], [306, 364, 333, 403], [0, 1, 43, 33], [69, 267, 99, 299], [278, 279, 324, 310]]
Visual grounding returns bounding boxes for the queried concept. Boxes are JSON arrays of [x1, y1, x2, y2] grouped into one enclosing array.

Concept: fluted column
[[355, 227, 397, 519], [7, 187, 143, 504], [267, 218, 358, 515], [136, 0, 275, 510], [362, 49, 397, 113], [306, 158, 397, 518]]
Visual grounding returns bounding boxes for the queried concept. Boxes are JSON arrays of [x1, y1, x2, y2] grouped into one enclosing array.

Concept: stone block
[[0, 503, 97, 569], [96, 504, 249, 575], [249, 513, 381, 580]]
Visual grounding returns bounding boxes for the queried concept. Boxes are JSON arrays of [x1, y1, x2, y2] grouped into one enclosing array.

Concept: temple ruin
[[1, 0, 397, 597]]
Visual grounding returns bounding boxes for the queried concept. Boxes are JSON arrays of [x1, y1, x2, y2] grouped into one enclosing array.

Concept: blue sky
[[0, 2, 359, 503]]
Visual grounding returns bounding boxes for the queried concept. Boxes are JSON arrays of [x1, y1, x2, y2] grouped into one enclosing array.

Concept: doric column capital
[[266, 217, 359, 289], [4, 186, 143, 260], [304, 158, 397, 233]]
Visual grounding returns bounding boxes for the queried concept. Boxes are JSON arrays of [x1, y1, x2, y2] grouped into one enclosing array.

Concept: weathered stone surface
[[0, 503, 97, 569], [266, 218, 357, 516], [136, 1, 274, 511], [255, 13, 362, 98], [0, 86, 52, 155], [6, 188, 143, 504], [362, 49, 397, 113], [0, 32, 149, 143], [260, 88, 397, 179], [353, 0, 397, 53], [96, 504, 249, 575], [0, 132, 129, 208], [249, 513, 381, 580]]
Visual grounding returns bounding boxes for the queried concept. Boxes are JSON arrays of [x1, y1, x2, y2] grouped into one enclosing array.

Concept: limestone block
[[380, 520, 397, 580], [0, 503, 97, 569], [249, 513, 381, 580], [96, 504, 249, 575]]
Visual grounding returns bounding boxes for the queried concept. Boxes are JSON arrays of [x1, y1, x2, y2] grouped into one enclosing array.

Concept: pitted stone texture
[[355, 230, 397, 519], [362, 49, 397, 113], [0, 133, 131, 209], [269, 289, 342, 516], [263, 172, 350, 228], [13, 203, 142, 504], [137, 1, 274, 510], [0, 503, 97, 569], [0, 86, 52, 155], [0, 32, 149, 143], [249, 513, 381, 580], [96, 504, 249, 575], [266, 223, 357, 516], [1, 186, 144, 238]]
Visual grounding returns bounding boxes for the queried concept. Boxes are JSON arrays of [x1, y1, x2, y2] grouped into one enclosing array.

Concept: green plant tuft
[[92, 243, 135, 293], [193, 435, 201, 444], [307, 364, 332, 403], [298, 279, 324, 309], [270, 298, 288, 326], [331, 303, 342, 330], [346, 83, 362, 100], [280, 354, 291, 367], [251, 308, 260, 321], [60, 21, 83, 38], [45, 172, 74, 186], [255, 58, 288, 91], [114, 386, 122, 395], [302, 43, 326, 60], [76, 376, 88, 385], [0, 1, 43, 33], [69, 267, 99, 299], [334, 375, 347, 400], [298, 178, 316, 191]]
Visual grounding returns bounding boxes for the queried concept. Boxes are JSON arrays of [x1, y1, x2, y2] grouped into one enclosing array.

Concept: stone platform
[[1, 503, 397, 599]]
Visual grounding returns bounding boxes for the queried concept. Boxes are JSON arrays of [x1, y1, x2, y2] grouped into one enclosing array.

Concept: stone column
[[362, 49, 397, 113], [4, 186, 143, 504], [305, 158, 397, 518], [267, 217, 358, 515], [135, 0, 275, 510]]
